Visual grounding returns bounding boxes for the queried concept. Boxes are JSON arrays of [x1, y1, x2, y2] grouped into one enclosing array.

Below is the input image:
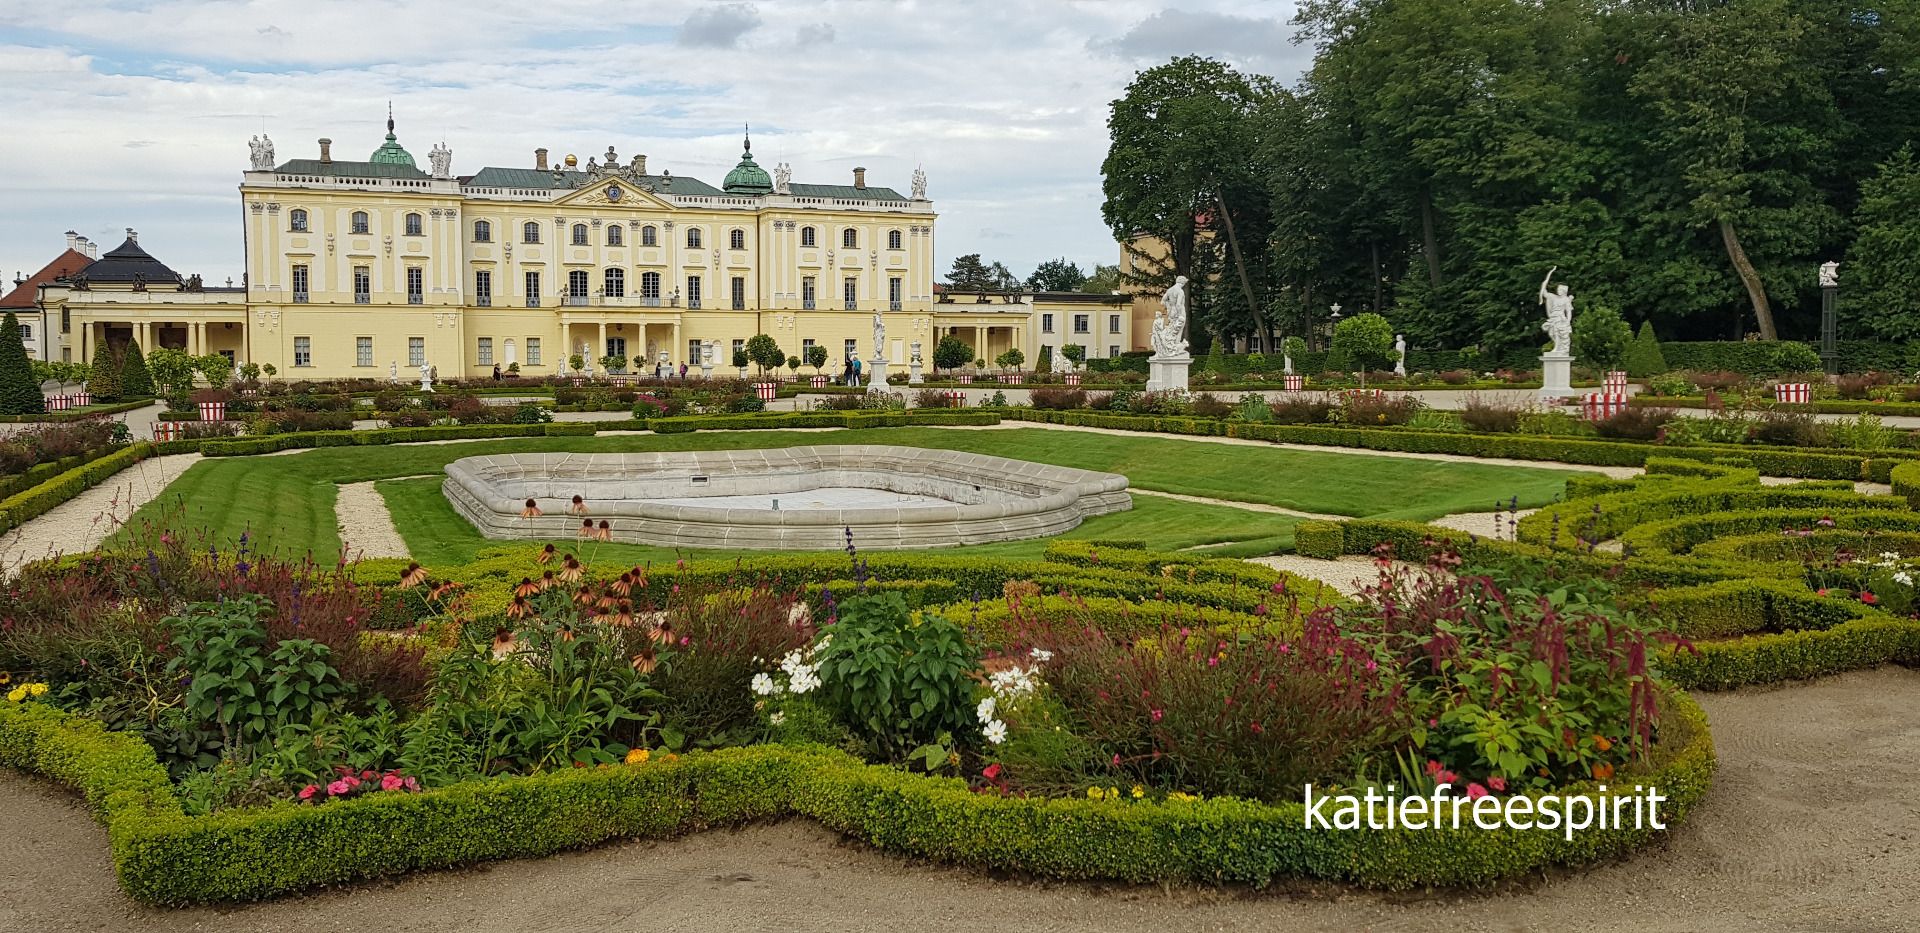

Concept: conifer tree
[[119, 339, 155, 398], [87, 340, 122, 402], [0, 312, 46, 415]]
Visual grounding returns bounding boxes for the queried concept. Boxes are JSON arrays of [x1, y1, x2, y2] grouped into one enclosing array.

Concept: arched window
[[606, 225, 623, 246], [289, 209, 308, 232], [729, 228, 746, 250], [640, 271, 661, 299], [841, 228, 857, 249], [604, 267, 625, 297], [405, 213, 423, 236], [686, 227, 703, 249], [800, 226, 816, 247], [473, 220, 492, 242], [888, 229, 903, 250], [351, 211, 369, 234], [522, 221, 541, 243], [641, 225, 658, 247], [571, 224, 589, 246]]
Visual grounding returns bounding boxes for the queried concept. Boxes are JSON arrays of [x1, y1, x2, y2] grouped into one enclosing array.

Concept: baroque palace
[[16, 114, 1132, 379]]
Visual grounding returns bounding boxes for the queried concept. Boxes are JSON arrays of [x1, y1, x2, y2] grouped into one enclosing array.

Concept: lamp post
[[1818, 261, 1839, 376]]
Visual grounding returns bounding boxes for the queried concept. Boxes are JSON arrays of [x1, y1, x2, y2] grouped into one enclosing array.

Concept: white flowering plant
[[1855, 551, 1920, 616]]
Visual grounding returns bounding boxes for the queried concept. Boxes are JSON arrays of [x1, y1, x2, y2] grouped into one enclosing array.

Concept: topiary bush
[[0, 312, 45, 415]]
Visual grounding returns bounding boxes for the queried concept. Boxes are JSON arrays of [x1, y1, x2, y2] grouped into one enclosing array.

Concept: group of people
[[839, 355, 864, 387]]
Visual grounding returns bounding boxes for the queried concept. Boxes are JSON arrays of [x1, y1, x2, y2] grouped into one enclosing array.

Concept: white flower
[[1883, 552, 1903, 563], [983, 720, 1007, 745], [769, 711, 786, 726], [976, 696, 997, 724], [750, 673, 779, 696], [1030, 648, 1053, 663], [988, 665, 1039, 700], [788, 668, 821, 695], [1896, 571, 1914, 587]]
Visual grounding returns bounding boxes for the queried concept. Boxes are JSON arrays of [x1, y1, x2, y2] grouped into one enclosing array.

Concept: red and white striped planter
[[958, 374, 974, 385], [754, 382, 778, 402], [73, 391, 92, 406], [1065, 372, 1081, 386], [1342, 388, 1387, 401], [945, 391, 965, 408], [811, 374, 829, 388], [1604, 371, 1629, 394], [197, 401, 227, 421], [1775, 382, 1812, 404], [46, 394, 71, 411], [152, 421, 188, 442], [1582, 393, 1629, 421], [1283, 375, 1305, 392]]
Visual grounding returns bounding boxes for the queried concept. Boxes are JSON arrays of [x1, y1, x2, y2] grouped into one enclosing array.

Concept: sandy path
[[334, 481, 410, 561], [1245, 554, 1414, 598], [1429, 507, 1537, 539], [5, 667, 1914, 932], [0, 452, 201, 573]]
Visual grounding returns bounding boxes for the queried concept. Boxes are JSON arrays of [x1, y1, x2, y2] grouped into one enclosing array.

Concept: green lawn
[[117, 427, 1582, 562]]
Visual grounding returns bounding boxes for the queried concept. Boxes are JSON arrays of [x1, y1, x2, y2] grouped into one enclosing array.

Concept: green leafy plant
[[813, 591, 982, 760], [1573, 305, 1633, 368], [165, 596, 345, 755]]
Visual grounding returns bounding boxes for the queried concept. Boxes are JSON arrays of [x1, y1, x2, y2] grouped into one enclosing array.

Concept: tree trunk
[[1418, 189, 1443, 289], [1719, 218, 1775, 340], [1214, 194, 1266, 353]]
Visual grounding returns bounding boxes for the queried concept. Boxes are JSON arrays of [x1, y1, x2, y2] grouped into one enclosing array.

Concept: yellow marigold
[[665, 753, 679, 762], [1087, 786, 1105, 800], [4, 687, 22, 703], [625, 748, 651, 765], [28, 683, 47, 697], [0, 670, 11, 685], [1130, 785, 1145, 799]]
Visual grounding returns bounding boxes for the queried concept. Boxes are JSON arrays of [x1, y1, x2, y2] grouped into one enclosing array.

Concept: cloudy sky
[[1, 1, 1310, 287]]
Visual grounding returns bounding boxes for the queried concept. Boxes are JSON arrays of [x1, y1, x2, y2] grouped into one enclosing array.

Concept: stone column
[[597, 321, 607, 365]]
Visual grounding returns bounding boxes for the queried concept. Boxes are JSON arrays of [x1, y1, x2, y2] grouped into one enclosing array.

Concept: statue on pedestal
[[418, 361, 433, 393], [389, 360, 398, 384], [1150, 276, 1190, 358], [871, 311, 887, 359], [1393, 334, 1407, 376], [911, 166, 928, 200], [772, 163, 791, 195], [1538, 267, 1574, 357], [248, 134, 275, 171], [1819, 261, 1840, 288]]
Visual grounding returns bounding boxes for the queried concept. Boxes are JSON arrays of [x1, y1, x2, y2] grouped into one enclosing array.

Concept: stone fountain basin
[[443, 445, 1131, 550]]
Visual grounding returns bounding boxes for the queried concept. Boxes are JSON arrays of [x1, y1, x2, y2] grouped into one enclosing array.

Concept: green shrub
[[87, 340, 123, 402], [119, 340, 155, 398], [1623, 321, 1668, 377], [0, 312, 45, 415], [1295, 520, 1344, 558]]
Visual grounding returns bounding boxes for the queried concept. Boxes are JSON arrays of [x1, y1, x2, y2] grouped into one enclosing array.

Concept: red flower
[[1862, 591, 1879, 605], [1466, 783, 1489, 800], [1487, 776, 1507, 792], [982, 763, 1003, 780]]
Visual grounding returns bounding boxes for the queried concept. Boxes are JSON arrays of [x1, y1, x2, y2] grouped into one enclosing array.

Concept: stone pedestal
[[866, 355, 890, 393], [700, 363, 714, 381], [1146, 352, 1192, 393], [908, 360, 923, 385], [1539, 352, 1576, 401]]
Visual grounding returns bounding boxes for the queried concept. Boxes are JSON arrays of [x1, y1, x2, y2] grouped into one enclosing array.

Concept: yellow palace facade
[[31, 116, 1130, 377]]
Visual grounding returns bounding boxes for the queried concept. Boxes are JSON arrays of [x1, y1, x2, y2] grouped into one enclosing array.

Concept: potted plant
[[599, 353, 628, 376], [786, 355, 803, 383], [995, 348, 1025, 384], [732, 347, 750, 379], [191, 387, 232, 422], [806, 344, 830, 387], [745, 334, 783, 401], [1061, 344, 1085, 386]]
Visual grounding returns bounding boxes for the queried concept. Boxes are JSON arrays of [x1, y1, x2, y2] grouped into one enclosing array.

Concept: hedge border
[[0, 398, 152, 423], [0, 691, 1714, 904], [0, 443, 155, 536]]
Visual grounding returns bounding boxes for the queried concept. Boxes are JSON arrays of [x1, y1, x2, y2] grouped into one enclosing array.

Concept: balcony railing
[[688, 298, 702, 309], [525, 297, 541, 308], [731, 300, 746, 311], [889, 301, 902, 311], [802, 299, 816, 310], [844, 301, 858, 311], [643, 296, 662, 307], [408, 294, 423, 305], [566, 295, 589, 307], [475, 296, 491, 307], [355, 293, 371, 304], [293, 292, 309, 303]]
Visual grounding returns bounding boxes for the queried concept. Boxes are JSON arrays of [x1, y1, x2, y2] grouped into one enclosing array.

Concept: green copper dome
[[369, 107, 416, 167], [722, 127, 772, 195]]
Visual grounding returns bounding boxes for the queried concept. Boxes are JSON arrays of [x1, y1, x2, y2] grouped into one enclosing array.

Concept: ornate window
[[801, 226, 816, 247], [888, 229, 902, 250], [604, 267, 625, 298], [473, 219, 492, 242], [405, 212, 423, 236], [841, 228, 857, 249], [686, 227, 703, 249], [351, 211, 370, 234], [289, 209, 308, 232], [522, 221, 541, 244], [571, 224, 589, 246], [641, 225, 658, 246], [729, 228, 746, 250], [641, 271, 661, 299], [606, 225, 623, 246]]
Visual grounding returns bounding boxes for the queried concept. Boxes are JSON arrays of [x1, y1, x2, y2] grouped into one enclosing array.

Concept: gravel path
[[6, 666, 1914, 932], [334, 482, 410, 561], [1245, 554, 1414, 598], [0, 452, 201, 573], [1429, 508, 1537, 539]]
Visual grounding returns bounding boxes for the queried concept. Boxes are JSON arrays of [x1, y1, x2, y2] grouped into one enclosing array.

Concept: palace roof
[[1, 248, 92, 309], [74, 234, 183, 286]]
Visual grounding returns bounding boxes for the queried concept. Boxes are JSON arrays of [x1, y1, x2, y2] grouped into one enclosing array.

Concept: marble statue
[[1538, 267, 1574, 357], [248, 134, 275, 171], [1393, 334, 1407, 377], [1819, 261, 1840, 288], [389, 360, 398, 384], [429, 142, 453, 179], [418, 361, 433, 393], [911, 166, 928, 200], [872, 311, 887, 358], [772, 162, 791, 195], [1150, 276, 1190, 358], [1282, 344, 1295, 375], [1051, 345, 1075, 373]]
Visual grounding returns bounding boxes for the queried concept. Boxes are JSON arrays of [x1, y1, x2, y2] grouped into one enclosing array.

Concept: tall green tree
[[1083, 263, 1122, 293], [88, 341, 122, 402], [0, 312, 45, 415], [119, 340, 155, 398], [1026, 258, 1088, 292], [1844, 146, 1920, 340], [945, 254, 995, 290]]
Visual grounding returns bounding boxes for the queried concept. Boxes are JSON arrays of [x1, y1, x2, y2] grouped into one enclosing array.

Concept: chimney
[[78, 237, 94, 258], [635, 153, 646, 175], [535, 148, 548, 170], [65, 230, 78, 251], [852, 166, 867, 189], [126, 228, 138, 244], [318, 138, 333, 163]]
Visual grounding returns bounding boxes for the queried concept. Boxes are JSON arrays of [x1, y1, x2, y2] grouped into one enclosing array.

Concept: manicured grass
[[116, 427, 1581, 561], [378, 476, 1297, 567]]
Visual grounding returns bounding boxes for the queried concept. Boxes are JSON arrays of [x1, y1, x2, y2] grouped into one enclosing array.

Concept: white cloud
[[0, 1, 1307, 287], [678, 3, 762, 49]]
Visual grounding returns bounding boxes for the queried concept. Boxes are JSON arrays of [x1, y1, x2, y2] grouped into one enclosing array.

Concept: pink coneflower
[[630, 649, 658, 674], [569, 494, 588, 515], [537, 544, 557, 564], [596, 520, 613, 542], [521, 498, 542, 519], [577, 518, 595, 539], [514, 577, 540, 598], [506, 596, 530, 620], [558, 555, 584, 582]]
